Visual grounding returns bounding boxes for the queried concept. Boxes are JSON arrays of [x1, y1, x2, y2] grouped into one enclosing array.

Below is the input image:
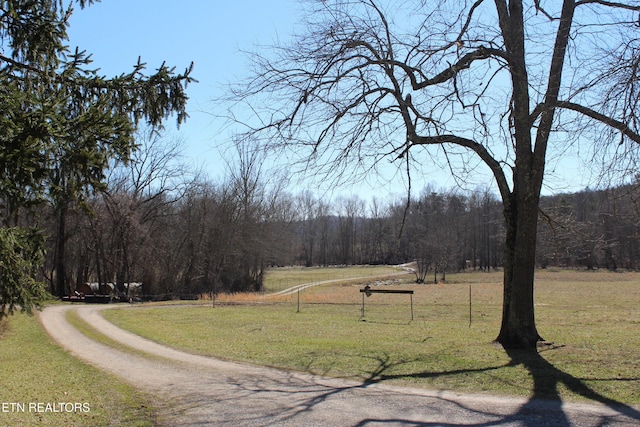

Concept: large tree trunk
[[54, 202, 68, 297], [496, 183, 544, 350], [493, 0, 547, 350]]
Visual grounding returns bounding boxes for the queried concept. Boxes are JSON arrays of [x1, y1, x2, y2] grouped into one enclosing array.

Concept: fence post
[[468, 285, 472, 327], [410, 293, 414, 321]]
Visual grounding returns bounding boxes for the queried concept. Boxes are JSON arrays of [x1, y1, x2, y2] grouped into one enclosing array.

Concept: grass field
[[0, 312, 154, 427], [103, 268, 640, 407], [262, 264, 409, 293]]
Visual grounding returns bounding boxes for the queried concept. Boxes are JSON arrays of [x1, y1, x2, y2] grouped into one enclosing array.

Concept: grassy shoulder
[[104, 269, 640, 406], [0, 312, 154, 427]]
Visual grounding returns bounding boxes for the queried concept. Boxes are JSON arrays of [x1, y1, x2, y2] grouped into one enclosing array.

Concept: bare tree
[[335, 196, 366, 264], [94, 131, 191, 297], [364, 196, 395, 264], [232, 0, 640, 350], [296, 191, 321, 267]]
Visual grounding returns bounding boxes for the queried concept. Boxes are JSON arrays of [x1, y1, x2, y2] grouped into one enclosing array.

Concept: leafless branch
[[555, 101, 640, 144], [408, 133, 511, 208], [575, 0, 640, 12], [534, 0, 556, 21]]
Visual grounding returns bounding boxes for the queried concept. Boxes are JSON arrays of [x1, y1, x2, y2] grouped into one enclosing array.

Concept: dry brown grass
[[197, 268, 640, 309]]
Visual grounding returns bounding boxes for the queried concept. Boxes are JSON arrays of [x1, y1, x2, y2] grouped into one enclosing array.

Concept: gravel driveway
[[39, 304, 640, 426]]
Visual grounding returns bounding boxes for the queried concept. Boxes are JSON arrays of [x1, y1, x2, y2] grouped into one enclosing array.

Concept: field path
[[40, 304, 639, 426], [266, 264, 415, 297], [266, 273, 406, 296]]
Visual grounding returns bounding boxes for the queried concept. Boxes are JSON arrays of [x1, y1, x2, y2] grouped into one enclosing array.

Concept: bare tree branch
[[534, 0, 557, 21], [575, 0, 640, 12], [555, 101, 640, 144], [533, 0, 576, 168], [408, 133, 511, 208]]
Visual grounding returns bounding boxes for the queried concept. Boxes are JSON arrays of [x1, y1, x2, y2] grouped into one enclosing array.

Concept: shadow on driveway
[[335, 344, 640, 426]]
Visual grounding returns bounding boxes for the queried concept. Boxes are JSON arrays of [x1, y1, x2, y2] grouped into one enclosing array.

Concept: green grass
[[0, 313, 154, 427], [103, 269, 640, 406]]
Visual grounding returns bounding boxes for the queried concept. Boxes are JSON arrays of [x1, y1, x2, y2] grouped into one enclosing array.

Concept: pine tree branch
[[0, 52, 44, 74]]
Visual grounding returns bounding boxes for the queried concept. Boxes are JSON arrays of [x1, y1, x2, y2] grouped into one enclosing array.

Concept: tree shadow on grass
[[365, 344, 640, 426], [155, 348, 640, 426], [502, 344, 640, 425]]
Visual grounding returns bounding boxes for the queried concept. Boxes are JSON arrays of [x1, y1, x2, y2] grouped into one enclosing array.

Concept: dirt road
[[39, 304, 640, 426]]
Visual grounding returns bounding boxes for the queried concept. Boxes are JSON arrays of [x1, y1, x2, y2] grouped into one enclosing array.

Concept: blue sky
[[65, 0, 495, 201], [65, 1, 591, 200], [66, 0, 302, 183]]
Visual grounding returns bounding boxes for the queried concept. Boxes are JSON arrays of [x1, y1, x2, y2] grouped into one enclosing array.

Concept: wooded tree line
[[31, 135, 640, 297], [537, 184, 640, 271]]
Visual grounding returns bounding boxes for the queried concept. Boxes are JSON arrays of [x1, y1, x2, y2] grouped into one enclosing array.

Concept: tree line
[[31, 134, 640, 298]]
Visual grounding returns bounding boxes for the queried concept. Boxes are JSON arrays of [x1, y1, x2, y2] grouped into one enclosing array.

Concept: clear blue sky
[[66, 1, 589, 200], [65, 0, 497, 201], [67, 0, 301, 183]]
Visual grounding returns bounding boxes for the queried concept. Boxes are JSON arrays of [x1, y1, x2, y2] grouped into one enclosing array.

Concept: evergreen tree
[[0, 0, 193, 310]]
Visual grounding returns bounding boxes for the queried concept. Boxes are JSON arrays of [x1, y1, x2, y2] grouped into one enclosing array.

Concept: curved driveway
[[40, 304, 640, 426]]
